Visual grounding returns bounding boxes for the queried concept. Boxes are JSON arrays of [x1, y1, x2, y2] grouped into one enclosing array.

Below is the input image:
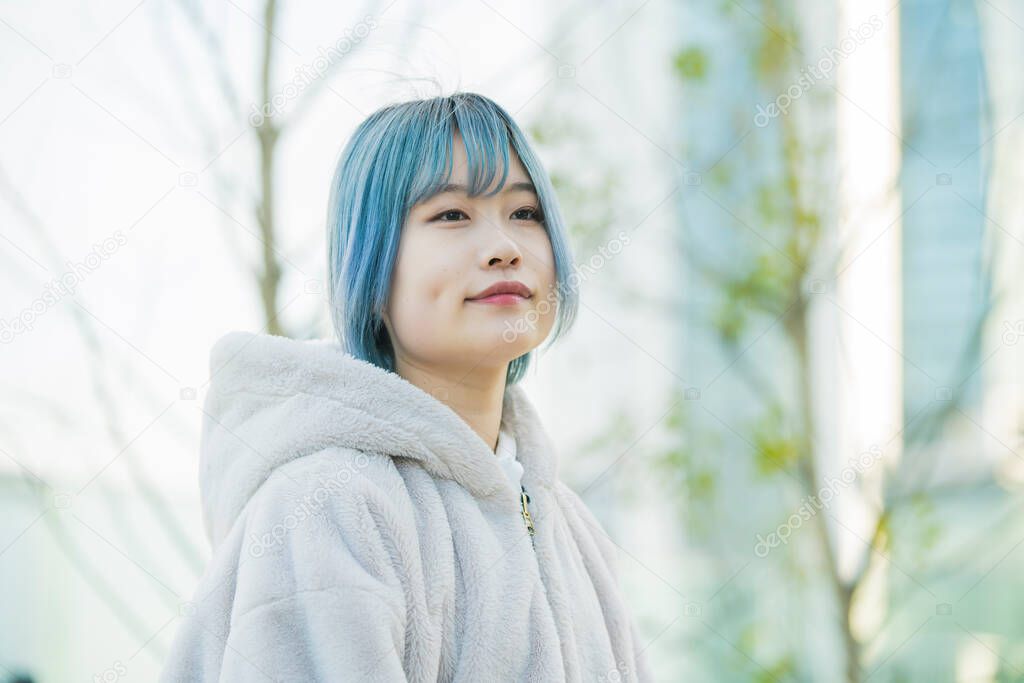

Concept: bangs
[[405, 97, 516, 208]]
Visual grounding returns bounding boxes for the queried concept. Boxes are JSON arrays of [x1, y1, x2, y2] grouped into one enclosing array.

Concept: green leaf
[[751, 405, 801, 476], [673, 46, 708, 82]]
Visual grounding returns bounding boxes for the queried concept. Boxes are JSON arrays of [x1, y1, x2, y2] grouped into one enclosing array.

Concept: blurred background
[[1, 0, 1022, 681]]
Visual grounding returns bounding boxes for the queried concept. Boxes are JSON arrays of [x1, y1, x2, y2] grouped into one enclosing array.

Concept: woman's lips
[[466, 293, 530, 306]]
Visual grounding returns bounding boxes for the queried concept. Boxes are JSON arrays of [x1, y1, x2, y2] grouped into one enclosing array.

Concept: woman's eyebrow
[[433, 181, 537, 196]]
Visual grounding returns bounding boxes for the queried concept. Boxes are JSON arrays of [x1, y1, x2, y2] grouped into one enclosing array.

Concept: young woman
[[161, 92, 652, 682]]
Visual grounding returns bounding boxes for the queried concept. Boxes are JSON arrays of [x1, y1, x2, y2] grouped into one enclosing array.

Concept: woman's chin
[[457, 334, 535, 363]]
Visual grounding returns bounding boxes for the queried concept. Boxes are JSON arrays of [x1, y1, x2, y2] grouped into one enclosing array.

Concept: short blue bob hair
[[326, 92, 579, 385]]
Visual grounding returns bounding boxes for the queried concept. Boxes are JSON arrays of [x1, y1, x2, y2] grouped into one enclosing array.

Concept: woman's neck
[[392, 355, 508, 454]]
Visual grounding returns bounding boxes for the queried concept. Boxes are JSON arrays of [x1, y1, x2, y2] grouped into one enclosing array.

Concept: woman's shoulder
[[242, 446, 408, 535], [551, 479, 623, 574], [233, 446, 422, 583], [225, 446, 412, 627]]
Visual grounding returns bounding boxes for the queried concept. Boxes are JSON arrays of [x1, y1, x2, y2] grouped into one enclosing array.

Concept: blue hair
[[326, 92, 579, 385]]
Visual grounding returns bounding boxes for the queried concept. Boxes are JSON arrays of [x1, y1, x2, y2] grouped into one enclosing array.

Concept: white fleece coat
[[160, 331, 653, 682]]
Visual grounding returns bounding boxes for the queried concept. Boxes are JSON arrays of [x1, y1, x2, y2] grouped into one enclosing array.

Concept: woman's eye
[[434, 209, 469, 222], [513, 207, 542, 222]]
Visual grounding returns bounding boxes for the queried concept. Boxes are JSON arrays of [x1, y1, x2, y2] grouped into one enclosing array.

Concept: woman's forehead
[[446, 142, 530, 192]]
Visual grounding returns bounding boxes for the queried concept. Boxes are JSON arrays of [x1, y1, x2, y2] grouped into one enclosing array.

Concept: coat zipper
[[520, 484, 536, 541]]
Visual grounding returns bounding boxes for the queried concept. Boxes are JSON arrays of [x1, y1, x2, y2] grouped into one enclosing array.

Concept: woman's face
[[381, 132, 558, 381]]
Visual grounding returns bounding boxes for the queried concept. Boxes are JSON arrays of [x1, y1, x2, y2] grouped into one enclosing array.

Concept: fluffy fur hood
[[199, 330, 555, 549]]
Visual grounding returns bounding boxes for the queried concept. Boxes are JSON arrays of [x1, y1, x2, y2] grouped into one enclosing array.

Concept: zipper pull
[[520, 485, 535, 536]]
